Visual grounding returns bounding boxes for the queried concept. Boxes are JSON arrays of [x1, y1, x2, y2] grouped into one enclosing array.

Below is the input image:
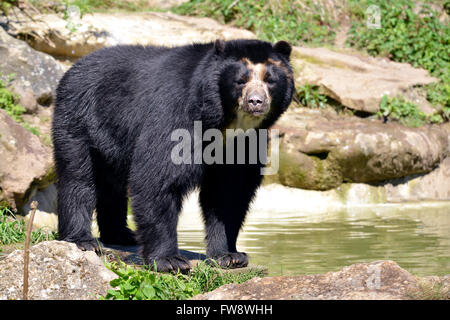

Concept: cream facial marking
[[240, 58, 272, 109], [227, 58, 273, 131]]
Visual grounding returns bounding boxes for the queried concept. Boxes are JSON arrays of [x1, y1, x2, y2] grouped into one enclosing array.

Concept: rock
[[192, 260, 449, 300], [383, 157, 450, 202], [273, 107, 448, 190], [20, 183, 57, 215], [5, 11, 255, 58], [0, 28, 65, 111], [0, 240, 116, 300], [24, 209, 58, 232], [0, 109, 54, 210], [291, 47, 438, 113]]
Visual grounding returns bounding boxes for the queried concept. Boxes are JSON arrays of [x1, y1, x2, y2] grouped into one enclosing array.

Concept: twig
[[23, 201, 38, 300]]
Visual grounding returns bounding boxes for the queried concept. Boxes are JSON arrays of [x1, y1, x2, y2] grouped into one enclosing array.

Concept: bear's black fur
[[53, 39, 295, 272]]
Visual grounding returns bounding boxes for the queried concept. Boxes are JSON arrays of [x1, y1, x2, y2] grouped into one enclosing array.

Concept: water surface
[[177, 203, 450, 276]]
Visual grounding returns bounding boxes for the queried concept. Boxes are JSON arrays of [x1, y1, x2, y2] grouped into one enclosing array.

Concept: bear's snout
[[246, 89, 269, 115]]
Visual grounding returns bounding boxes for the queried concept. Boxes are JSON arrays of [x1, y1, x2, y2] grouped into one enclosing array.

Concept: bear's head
[[214, 39, 295, 130]]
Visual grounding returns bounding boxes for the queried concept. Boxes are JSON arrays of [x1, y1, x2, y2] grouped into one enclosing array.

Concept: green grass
[[172, 0, 338, 45], [0, 206, 57, 246], [408, 277, 450, 300], [346, 0, 449, 79], [101, 259, 265, 300], [28, 0, 153, 15], [346, 0, 449, 122], [0, 73, 41, 136]]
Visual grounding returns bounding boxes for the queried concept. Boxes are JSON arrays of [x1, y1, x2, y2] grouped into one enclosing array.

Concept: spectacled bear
[[53, 39, 295, 272]]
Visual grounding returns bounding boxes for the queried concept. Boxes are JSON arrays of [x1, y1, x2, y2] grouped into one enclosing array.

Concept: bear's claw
[[74, 239, 102, 254], [209, 252, 248, 269], [145, 255, 191, 273]]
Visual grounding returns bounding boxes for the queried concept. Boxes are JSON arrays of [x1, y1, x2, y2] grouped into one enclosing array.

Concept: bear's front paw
[[74, 239, 102, 254], [145, 255, 191, 273], [208, 252, 248, 269]]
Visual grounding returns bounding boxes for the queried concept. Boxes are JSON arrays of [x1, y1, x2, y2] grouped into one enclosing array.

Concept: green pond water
[[177, 202, 450, 276]]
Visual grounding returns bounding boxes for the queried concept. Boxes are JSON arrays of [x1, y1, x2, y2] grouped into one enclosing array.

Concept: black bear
[[53, 39, 295, 272]]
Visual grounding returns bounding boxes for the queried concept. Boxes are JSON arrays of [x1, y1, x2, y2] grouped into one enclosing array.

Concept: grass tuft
[[0, 206, 57, 246], [101, 259, 265, 300]]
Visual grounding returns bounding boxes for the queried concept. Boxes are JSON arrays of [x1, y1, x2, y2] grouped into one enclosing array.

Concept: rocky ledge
[[192, 260, 450, 300], [273, 107, 449, 192]]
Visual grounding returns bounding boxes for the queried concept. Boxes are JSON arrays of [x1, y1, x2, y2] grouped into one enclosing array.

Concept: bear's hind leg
[[93, 160, 136, 247], [55, 142, 99, 252]]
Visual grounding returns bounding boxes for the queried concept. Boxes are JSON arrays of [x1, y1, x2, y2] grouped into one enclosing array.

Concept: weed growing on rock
[[377, 94, 443, 127], [0, 74, 26, 122], [295, 84, 328, 109], [101, 259, 265, 300], [0, 73, 41, 136]]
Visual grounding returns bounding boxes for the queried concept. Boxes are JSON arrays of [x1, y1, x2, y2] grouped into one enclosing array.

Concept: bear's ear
[[214, 39, 225, 55], [273, 40, 292, 58]]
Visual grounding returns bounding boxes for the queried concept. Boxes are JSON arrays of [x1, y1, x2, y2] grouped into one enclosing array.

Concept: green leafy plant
[[102, 259, 265, 300], [296, 84, 328, 108], [425, 81, 450, 121], [377, 94, 444, 127]]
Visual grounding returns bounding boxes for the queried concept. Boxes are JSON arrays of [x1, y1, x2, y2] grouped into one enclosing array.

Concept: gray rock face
[[273, 107, 449, 190], [0, 110, 54, 210], [0, 28, 65, 111], [5, 11, 255, 58], [0, 241, 116, 300], [192, 261, 450, 300]]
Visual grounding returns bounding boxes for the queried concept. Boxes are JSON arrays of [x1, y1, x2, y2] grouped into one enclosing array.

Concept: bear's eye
[[265, 76, 276, 85], [235, 78, 246, 86]]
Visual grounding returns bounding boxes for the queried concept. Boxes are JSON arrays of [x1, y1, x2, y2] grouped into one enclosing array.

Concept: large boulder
[[4, 10, 255, 59], [192, 260, 449, 300], [0, 241, 116, 300], [0, 28, 65, 112], [291, 47, 437, 114], [273, 107, 449, 190], [0, 110, 54, 210]]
